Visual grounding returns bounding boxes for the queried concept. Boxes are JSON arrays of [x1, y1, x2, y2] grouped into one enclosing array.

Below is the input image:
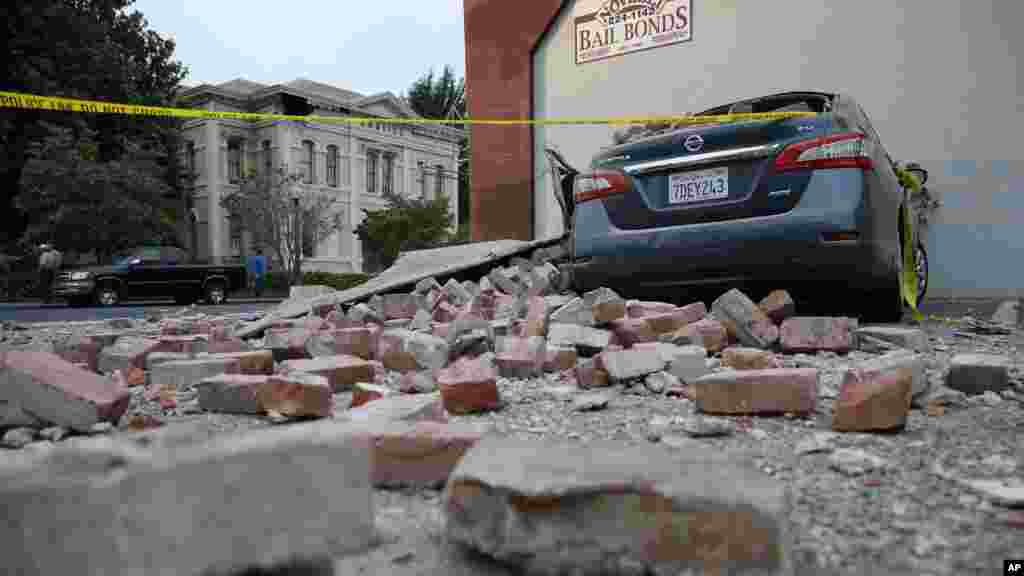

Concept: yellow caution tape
[[0, 90, 815, 126]]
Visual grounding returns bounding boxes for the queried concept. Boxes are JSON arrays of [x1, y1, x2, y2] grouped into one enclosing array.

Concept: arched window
[[227, 138, 243, 183], [261, 140, 272, 176]]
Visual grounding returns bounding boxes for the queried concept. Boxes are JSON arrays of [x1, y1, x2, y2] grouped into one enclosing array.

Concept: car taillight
[[573, 170, 631, 203], [774, 132, 874, 172]]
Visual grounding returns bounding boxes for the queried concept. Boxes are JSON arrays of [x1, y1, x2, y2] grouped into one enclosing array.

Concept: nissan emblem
[[684, 134, 704, 152]]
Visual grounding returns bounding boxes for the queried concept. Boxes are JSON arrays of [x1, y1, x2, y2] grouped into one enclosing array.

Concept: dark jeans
[[250, 273, 264, 296]]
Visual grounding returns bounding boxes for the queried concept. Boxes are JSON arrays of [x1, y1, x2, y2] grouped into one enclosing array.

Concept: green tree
[[1, 0, 188, 246], [405, 66, 470, 237], [355, 191, 454, 273]]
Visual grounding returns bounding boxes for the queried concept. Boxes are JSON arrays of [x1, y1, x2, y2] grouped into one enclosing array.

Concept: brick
[[437, 356, 501, 414], [661, 318, 729, 353], [376, 330, 419, 372], [150, 357, 240, 391], [345, 392, 447, 424], [721, 347, 781, 371], [470, 288, 499, 320], [144, 351, 193, 371], [53, 336, 102, 373], [832, 366, 913, 432], [691, 368, 818, 415], [279, 355, 374, 393], [543, 346, 577, 373], [642, 302, 707, 334], [711, 289, 779, 349], [444, 437, 789, 576], [443, 278, 473, 307], [946, 354, 1010, 396], [196, 374, 269, 415], [203, 350, 274, 375], [0, 351, 130, 432], [347, 302, 381, 325], [548, 323, 613, 354], [494, 336, 546, 378], [854, 326, 929, 353], [433, 300, 462, 324], [489, 267, 524, 296], [758, 290, 796, 324], [574, 357, 610, 388], [97, 337, 163, 375], [257, 372, 332, 418], [585, 287, 626, 324], [351, 421, 488, 489], [350, 382, 395, 408], [607, 316, 658, 348], [450, 329, 492, 360], [203, 338, 250, 354], [856, 351, 928, 404], [779, 317, 856, 353], [626, 299, 678, 319], [0, 420, 375, 575], [157, 335, 208, 355], [599, 347, 667, 382], [306, 327, 375, 360]]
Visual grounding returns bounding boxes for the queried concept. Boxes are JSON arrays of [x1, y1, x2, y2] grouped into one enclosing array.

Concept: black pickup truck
[[53, 246, 247, 307]]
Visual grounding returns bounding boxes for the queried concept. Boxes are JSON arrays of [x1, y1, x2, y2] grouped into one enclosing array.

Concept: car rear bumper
[[570, 168, 897, 292]]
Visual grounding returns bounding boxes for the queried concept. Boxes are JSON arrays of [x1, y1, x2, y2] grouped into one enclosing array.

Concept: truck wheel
[[204, 281, 227, 305], [95, 283, 120, 307], [68, 296, 91, 308], [174, 291, 198, 305]]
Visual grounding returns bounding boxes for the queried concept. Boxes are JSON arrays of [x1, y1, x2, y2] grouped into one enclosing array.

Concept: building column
[[203, 118, 222, 260], [449, 146, 459, 233], [350, 139, 363, 271]]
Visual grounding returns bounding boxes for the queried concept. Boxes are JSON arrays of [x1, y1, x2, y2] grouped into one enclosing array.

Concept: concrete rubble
[[1, 247, 1022, 576]]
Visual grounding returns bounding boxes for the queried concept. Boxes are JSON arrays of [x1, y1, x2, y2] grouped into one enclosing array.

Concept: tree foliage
[[220, 166, 342, 284], [1, 0, 188, 246], [405, 65, 470, 234], [355, 191, 454, 273]]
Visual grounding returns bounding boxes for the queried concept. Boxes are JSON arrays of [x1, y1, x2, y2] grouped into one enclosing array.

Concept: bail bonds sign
[[574, 0, 691, 65]]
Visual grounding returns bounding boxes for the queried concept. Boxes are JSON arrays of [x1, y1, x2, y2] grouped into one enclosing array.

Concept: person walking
[[247, 248, 267, 297], [37, 244, 62, 303]]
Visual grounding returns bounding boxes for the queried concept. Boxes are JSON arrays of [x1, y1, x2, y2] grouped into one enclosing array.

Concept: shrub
[[356, 191, 454, 273], [263, 271, 292, 294], [300, 271, 371, 292]]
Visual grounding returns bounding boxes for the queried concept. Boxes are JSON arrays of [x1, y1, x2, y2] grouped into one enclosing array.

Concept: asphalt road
[[0, 300, 280, 324]]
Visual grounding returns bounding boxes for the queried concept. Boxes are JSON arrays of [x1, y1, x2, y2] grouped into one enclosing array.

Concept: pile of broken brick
[[1, 259, 1020, 574]]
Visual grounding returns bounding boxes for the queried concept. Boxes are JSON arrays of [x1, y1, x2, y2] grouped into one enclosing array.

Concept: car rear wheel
[[95, 283, 120, 307], [204, 281, 227, 305]]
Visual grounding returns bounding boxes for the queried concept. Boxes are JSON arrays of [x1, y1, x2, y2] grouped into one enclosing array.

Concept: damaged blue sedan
[[549, 91, 928, 322]]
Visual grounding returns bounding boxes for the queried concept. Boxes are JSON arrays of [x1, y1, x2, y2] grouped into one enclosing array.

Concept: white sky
[[133, 0, 466, 96]]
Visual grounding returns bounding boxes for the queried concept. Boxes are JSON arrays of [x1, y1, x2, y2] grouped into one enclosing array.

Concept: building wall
[[182, 112, 459, 273], [529, 0, 1024, 298], [464, 0, 566, 242]]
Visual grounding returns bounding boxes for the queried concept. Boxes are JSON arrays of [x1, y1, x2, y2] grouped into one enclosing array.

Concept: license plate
[[668, 167, 729, 204]]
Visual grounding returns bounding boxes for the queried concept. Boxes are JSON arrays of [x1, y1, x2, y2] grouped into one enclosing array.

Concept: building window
[[229, 214, 243, 258], [301, 210, 316, 258], [419, 161, 427, 198], [301, 140, 315, 184], [366, 150, 378, 194], [227, 139, 243, 183], [435, 164, 445, 199], [326, 145, 339, 187], [262, 140, 272, 176], [382, 153, 394, 196]]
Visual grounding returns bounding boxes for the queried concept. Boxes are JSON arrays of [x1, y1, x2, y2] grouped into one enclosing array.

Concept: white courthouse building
[[179, 78, 463, 273]]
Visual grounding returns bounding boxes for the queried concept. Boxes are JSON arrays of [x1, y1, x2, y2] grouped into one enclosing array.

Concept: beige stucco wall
[[534, 0, 1024, 298]]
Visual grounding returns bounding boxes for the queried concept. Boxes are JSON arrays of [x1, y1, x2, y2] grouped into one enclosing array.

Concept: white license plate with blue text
[[668, 167, 729, 204]]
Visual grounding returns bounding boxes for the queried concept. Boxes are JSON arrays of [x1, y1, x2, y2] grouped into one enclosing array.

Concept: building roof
[[283, 78, 364, 104]]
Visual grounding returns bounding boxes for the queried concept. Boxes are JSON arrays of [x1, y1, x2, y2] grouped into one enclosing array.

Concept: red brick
[[433, 300, 462, 324], [711, 289, 779, 349], [256, 372, 332, 418], [53, 336, 102, 372], [642, 302, 707, 335], [436, 356, 501, 414], [376, 330, 419, 372], [626, 300, 678, 319], [494, 336, 546, 378], [0, 351, 130, 431], [523, 296, 548, 337], [832, 366, 913, 432], [609, 317, 657, 347], [758, 290, 796, 324], [382, 293, 420, 320], [691, 368, 818, 415], [264, 326, 314, 361], [308, 327, 375, 360], [204, 339, 249, 354], [350, 421, 488, 488], [574, 357, 610, 389], [721, 347, 781, 371], [779, 317, 856, 353], [399, 371, 439, 394], [346, 392, 448, 423], [663, 318, 729, 354], [544, 346, 577, 373], [351, 382, 395, 408], [196, 374, 269, 414], [279, 355, 375, 392]]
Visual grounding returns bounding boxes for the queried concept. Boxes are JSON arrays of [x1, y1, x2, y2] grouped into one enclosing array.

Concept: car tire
[[174, 291, 198, 306], [204, 281, 227, 305], [95, 283, 120, 307]]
